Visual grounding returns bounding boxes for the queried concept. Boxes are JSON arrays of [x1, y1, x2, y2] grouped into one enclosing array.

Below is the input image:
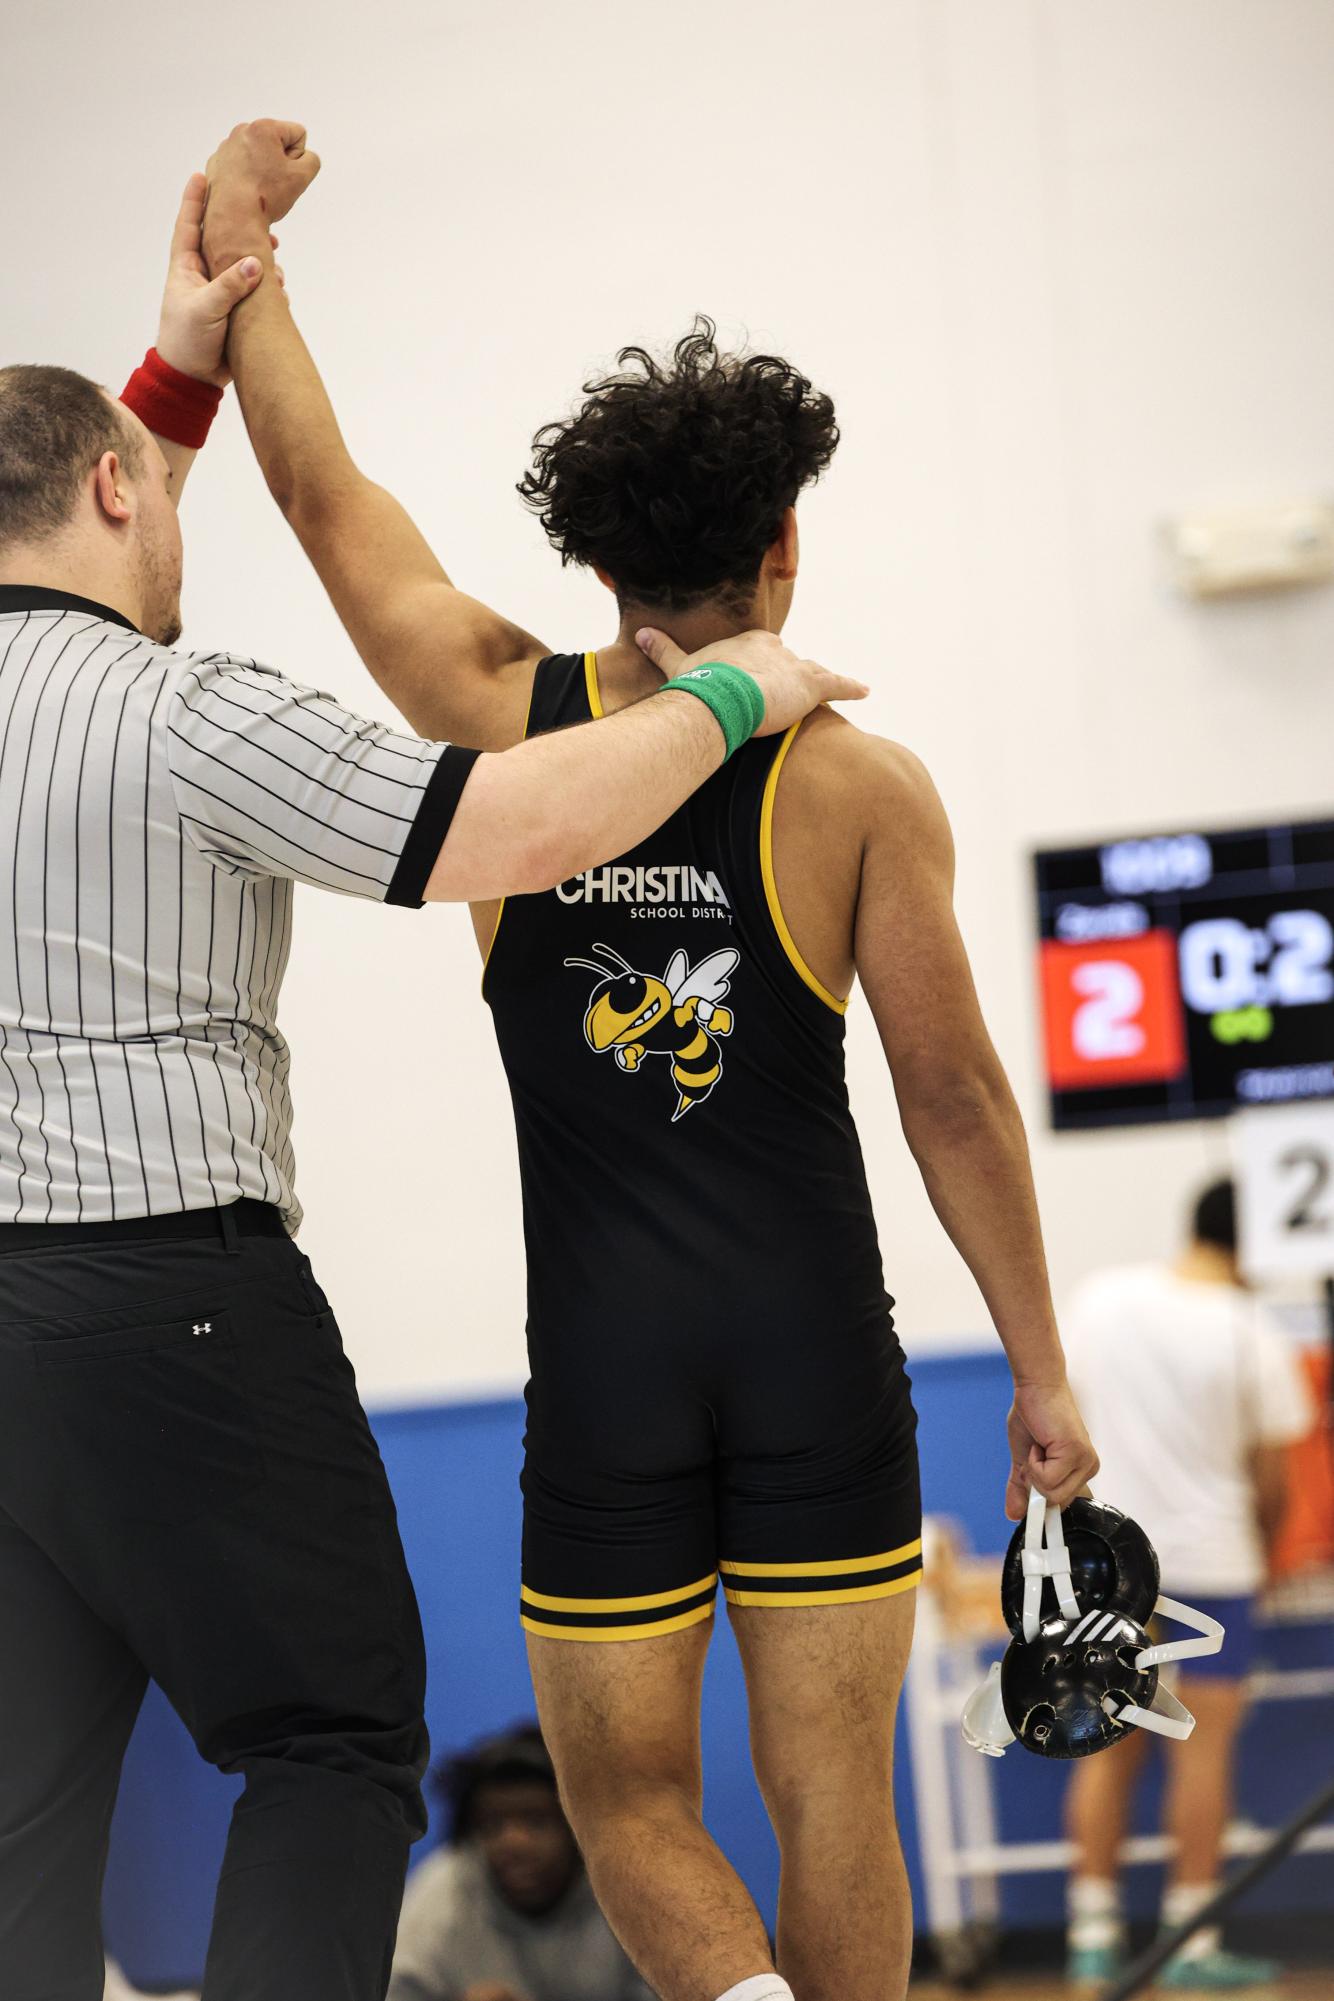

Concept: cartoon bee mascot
[[565, 943, 739, 1121]]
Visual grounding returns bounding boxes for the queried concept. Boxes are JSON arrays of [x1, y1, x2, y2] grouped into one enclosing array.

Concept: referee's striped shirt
[[0, 586, 478, 1230]]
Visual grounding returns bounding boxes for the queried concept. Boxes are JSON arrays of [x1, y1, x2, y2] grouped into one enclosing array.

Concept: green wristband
[[659, 661, 767, 759]]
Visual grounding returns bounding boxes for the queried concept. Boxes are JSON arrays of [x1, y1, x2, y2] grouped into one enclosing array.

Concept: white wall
[[5, 0, 1333, 1399]]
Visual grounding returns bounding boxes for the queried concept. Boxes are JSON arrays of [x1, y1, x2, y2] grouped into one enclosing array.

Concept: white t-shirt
[[1062, 1265, 1315, 1596]]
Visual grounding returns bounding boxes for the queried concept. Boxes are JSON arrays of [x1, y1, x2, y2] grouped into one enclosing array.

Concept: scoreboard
[[1034, 818, 1334, 1131]]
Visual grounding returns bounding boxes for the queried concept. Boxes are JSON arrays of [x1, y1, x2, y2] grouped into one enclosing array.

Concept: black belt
[[0, 1199, 289, 1255]]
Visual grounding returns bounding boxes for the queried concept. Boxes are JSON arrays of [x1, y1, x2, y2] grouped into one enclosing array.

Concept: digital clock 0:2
[[1178, 909, 1334, 1015]]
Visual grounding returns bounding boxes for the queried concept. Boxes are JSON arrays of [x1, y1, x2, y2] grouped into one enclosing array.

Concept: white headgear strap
[[1134, 1594, 1226, 1672], [1103, 1682, 1197, 1741], [1020, 1485, 1080, 1640], [1100, 1596, 1224, 1741]]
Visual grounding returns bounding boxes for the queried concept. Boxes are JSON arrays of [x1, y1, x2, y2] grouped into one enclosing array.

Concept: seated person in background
[[389, 1727, 652, 2001], [1060, 1177, 1316, 1993]]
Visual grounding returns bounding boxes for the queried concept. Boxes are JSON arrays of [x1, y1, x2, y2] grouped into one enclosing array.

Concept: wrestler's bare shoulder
[[777, 705, 943, 849]]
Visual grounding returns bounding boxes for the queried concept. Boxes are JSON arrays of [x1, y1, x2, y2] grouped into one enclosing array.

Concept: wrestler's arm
[[203, 127, 539, 750], [849, 737, 1098, 1517]]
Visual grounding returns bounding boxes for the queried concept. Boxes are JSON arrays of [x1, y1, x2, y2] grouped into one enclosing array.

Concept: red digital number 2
[[1041, 931, 1187, 1090]]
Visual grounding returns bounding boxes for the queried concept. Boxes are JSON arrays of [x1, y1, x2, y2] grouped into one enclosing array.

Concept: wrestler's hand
[[203, 118, 320, 272], [636, 627, 868, 736], [461, 1985, 527, 2001], [1005, 1376, 1099, 1519], [154, 173, 267, 388]]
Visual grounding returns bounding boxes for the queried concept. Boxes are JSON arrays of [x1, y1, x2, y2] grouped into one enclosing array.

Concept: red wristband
[[120, 348, 224, 450]]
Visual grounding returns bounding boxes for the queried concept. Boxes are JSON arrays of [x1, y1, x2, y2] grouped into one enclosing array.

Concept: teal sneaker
[[1067, 1943, 1122, 1987], [1157, 1946, 1282, 1989]]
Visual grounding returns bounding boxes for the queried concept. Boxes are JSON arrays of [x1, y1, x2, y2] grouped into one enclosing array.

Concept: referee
[[0, 162, 857, 2001]]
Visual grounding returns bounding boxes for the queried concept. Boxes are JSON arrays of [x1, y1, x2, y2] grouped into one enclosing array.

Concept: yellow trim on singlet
[[521, 1600, 716, 1644], [479, 673, 539, 993], [584, 649, 604, 718], [723, 1570, 923, 1610], [759, 726, 849, 1015], [719, 1538, 922, 1579], [520, 1572, 717, 1614], [480, 905, 507, 989]]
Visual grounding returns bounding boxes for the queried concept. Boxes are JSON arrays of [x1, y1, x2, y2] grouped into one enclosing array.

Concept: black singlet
[[484, 653, 920, 1640]]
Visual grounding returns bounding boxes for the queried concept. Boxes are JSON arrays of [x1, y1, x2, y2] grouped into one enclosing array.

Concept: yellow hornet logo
[[564, 943, 738, 1122]]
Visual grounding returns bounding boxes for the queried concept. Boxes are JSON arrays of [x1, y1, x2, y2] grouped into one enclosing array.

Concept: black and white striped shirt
[[0, 587, 477, 1230]]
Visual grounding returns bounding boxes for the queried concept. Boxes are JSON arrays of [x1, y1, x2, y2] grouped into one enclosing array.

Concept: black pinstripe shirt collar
[[0, 584, 141, 634]]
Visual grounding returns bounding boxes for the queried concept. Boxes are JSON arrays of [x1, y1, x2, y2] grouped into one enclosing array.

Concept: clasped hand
[[155, 119, 320, 386]]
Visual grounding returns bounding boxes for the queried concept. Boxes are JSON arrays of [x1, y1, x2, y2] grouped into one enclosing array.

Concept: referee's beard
[[135, 515, 184, 648]]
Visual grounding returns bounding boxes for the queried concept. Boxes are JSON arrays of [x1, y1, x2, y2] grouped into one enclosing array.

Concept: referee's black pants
[[0, 1202, 429, 2001]]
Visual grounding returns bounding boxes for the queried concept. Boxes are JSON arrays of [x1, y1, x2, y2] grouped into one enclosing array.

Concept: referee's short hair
[[0, 363, 144, 550]]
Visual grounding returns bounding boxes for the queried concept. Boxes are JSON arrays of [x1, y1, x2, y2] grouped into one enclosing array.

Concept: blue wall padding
[[102, 1354, 1334, 1988]]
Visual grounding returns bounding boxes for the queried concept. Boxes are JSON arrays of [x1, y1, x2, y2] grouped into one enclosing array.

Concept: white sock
[[1162, 1881, 1221, 1961], [715, 1979, 795, 2001], [1067, 1875, 1124, 1953]]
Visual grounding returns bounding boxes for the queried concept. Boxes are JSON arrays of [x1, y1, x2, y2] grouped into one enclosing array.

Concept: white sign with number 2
[[1233, 1103, 1334, 1282]]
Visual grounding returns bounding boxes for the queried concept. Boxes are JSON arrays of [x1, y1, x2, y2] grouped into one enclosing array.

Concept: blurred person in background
[[1061, 1177, 1316, 1991], [389, 1727, 651, 2001]]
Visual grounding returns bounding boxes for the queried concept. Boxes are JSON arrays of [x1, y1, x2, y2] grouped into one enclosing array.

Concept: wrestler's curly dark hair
[[518, 317, 839, 614]]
